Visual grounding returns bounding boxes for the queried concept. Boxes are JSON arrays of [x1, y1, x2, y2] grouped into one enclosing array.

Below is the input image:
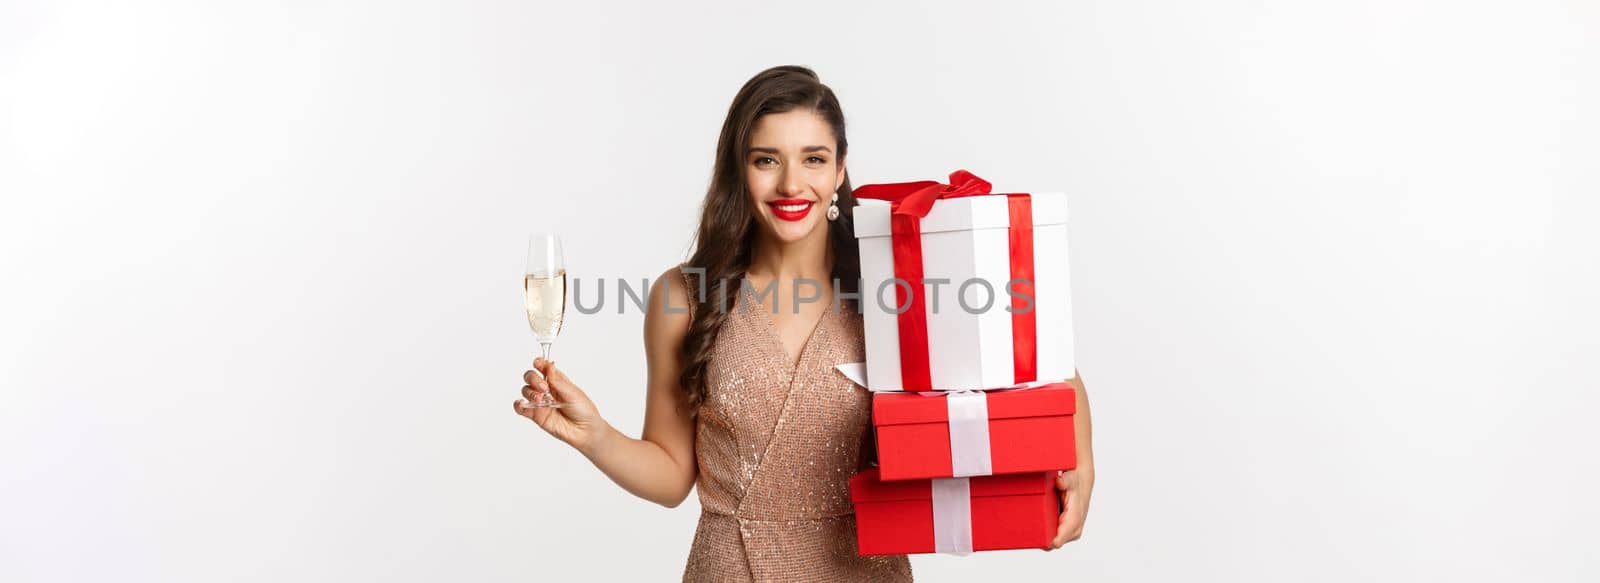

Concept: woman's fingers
[[523, 368, 546, 386], [522, 363, 556, 399], [1055, 503, 1084, 547], [1048, 471, 1088, 549], [534, 358, 558, 382], [521, 376, 552, 399], [535, 358, 564, 378], [513, 398, 560, 431], [1067, 503, 1086, 542], [535, 359, 580, 399], [512, 399, 535, 419], [1049, 505, 1067, 548]]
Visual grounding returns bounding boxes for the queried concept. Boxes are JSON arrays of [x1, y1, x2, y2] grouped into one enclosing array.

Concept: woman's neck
[[747, 227, 832, 283]]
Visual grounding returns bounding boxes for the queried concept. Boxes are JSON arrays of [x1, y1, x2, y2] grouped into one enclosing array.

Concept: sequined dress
[[680, 270, 914, 582]]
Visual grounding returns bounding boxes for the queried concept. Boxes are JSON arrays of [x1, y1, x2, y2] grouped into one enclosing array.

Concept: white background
[[2, 1, 1595, 581]]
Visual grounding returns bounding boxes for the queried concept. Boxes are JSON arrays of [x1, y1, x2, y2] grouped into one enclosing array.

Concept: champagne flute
[[523, 233, 566, 408]]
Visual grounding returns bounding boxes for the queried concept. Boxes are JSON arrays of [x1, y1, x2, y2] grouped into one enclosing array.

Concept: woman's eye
[[754, 157, 776, 166], [807, 156, 826, 164]]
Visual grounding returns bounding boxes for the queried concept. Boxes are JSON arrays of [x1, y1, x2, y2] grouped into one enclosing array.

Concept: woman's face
[[744, 109, 846, 246]]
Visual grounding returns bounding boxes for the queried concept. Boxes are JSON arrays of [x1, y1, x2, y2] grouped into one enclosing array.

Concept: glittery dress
[[680, 271, 914, 582]]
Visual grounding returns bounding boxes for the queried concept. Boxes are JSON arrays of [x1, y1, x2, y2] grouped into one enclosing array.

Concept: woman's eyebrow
[[746, 146, 833, 154]]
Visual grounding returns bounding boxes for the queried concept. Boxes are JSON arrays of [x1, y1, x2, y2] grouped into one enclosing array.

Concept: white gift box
[[851, 192, 1074, 391]]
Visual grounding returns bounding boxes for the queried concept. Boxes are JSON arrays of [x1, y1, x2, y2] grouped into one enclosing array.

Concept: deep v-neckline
[[742, 280, 831, 372]]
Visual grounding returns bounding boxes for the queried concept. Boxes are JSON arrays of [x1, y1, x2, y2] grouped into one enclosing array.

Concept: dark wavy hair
[[678, 65, 859, 414]]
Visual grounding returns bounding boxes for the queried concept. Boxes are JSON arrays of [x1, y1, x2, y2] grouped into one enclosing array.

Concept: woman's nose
[[778, 169, 807, 197]]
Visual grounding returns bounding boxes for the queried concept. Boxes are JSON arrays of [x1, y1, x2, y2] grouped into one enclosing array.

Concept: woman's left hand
[[1047, 467, 1094, 550]]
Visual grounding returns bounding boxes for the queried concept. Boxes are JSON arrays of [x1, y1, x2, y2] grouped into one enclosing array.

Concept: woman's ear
[[835, 155, 847, 191]]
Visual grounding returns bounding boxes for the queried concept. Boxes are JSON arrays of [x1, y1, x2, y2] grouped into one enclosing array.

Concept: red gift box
[[850, 467, 1061, 555], [873, 383, 1076, 481]]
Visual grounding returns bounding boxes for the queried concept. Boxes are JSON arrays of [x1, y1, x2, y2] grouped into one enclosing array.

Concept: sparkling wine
[[522, 233, 565, 408], [524, 270, 567, 343]]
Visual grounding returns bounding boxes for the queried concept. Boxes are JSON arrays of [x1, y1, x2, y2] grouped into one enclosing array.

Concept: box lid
[[849, 467, 1055, 503], [854, 191, 1068, 239], [872, 384, 1076, 427]]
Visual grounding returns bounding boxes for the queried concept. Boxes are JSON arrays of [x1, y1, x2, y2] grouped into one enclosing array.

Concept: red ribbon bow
[[854, 169, 995, 219], [855, 170, 1038, 391]]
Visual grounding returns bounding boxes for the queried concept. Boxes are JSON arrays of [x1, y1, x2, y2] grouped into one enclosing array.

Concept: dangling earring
[[826, 192, 840, 221]]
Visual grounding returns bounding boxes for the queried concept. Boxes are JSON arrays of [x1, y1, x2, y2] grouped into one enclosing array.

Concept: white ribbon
[[832, 361, 1062, 392], [944, 390, 993, 477], [930, 477, 974, 555], [834, 362, 869, 388]]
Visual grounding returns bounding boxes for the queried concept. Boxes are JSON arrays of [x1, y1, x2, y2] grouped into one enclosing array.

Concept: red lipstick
[[768, 198, 814, 222]]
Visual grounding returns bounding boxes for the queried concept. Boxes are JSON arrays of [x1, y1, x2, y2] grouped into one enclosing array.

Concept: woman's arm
[[1047, 371, 1094, 549], [514, 266, 698, 508]]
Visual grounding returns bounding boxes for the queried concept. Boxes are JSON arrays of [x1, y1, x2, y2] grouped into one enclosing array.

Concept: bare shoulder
[[644, 265, 692, 350]]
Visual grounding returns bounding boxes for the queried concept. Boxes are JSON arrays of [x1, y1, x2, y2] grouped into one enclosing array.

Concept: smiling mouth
[[768, 198, 815, 222]]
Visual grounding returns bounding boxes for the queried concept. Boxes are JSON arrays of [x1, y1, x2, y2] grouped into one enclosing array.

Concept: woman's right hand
[[514, 357, 611, 454]]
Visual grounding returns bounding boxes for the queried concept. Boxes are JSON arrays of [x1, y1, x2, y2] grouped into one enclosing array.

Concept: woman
[[513, 65, 1096, 581]]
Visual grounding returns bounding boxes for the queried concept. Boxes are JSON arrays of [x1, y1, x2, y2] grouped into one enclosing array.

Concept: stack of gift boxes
[[842, 171, 1079, 556]]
